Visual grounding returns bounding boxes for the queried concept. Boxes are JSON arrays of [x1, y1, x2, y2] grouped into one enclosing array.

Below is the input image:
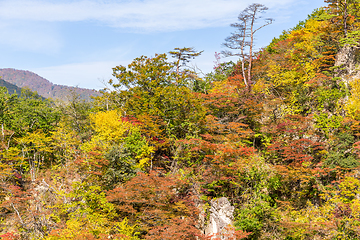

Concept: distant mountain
[[0, 78, 23, 95], [0, 68, 101, 101]]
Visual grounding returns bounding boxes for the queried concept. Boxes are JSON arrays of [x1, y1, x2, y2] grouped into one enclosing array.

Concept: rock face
[[334, 45, 360, 85], [335, 45, 356, 78], [205, 197, 235, 239], [334, 45, 360, 106]]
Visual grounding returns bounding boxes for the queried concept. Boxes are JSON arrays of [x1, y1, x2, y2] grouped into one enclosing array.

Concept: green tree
[[100, 53, 206, 145], [0, 87, 17, 148], [13, 88, 60, 135], [168, 47, 203, 77]]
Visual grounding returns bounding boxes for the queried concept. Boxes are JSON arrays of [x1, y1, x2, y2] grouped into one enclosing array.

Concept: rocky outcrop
[[334, 45, 360, 107], [334, 45, 360, 86], [335, 45, 356, 78], [205, 197, 235, 240]]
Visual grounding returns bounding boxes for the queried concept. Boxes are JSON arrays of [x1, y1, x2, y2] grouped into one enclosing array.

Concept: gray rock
[[205, 197, 235, 239], [335, 45, 356, 78]]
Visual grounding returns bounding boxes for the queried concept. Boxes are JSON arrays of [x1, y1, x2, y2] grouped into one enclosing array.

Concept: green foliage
[[324, 132, 359, 169], [0, 87, 17, 137], [233, 160, 279, 239], [11, 88, 60, 136], [314, 113, 343, 135], [102, 145, 136, 186], [168, 47, 204, 92], [47, 182, 139, 239], [315, 82, 346, 112], [101, 53, 206, 141], [57, 91, 93, 142], [206, 61, 236, 83], [340, 30, 360, 47], [235, 201, 276, 239], [5, 2, 360, 239]]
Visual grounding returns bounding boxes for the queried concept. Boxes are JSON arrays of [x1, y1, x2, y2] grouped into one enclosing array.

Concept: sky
[[0, 0, 326, 90]]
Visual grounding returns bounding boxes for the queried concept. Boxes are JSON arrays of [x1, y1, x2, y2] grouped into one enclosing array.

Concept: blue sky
[[0, 0, 326, 90]]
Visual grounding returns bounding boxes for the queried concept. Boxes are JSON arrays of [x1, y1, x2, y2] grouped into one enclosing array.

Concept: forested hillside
[[0, 78, 22, 95], [0, 68, 100, 101], [2, 1, 360, 239]]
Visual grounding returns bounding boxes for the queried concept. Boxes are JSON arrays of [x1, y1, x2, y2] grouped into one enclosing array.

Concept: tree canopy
[[2, 1, 360, 239]]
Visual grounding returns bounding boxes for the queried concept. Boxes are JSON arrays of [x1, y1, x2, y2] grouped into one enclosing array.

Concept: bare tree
[[222, 3, 273, 88]]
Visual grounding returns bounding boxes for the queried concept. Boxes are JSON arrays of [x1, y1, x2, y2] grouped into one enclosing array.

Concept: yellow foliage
[[289, 19, 324, 56], [51, 121, 82, 163], [45, 182, 139, 240], [253, 79, 270, 95], [17, 130, 52, 154], [259, 18, 328, 114], [90, 110, 133, 144], [209, 79, 241, 99], [345, 78, 360, 119], [133, 139, 154, 170], [82, 110, 154, 171], [82, 110, 132, 152], [1, 147, 24, 170], [284, 177, 360, 239], [45, 218, 139, 240], [210, 80, 231, 92], [113, 218, 140, 240], [339, 176, 360, 203]]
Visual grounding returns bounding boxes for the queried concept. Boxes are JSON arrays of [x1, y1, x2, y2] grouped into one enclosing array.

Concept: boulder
[[205, 197, 235, 239]]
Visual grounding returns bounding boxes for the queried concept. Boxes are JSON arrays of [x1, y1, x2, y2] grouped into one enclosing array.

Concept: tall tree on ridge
[[325, 0, 360, 37], [223, 3, 273, 89], [169, 47, 203, 77]]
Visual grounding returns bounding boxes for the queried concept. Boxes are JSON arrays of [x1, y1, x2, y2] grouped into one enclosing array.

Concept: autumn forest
[[1, 1, 360, 239]]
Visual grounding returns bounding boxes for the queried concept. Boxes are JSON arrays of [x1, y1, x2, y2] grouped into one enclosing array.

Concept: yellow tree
[[81, 110, 154, 186]]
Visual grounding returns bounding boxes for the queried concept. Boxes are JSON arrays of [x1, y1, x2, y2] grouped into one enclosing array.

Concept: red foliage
[[107, 170, 205, 239], [121, 115, 143, 126], [267, 115, 324, 166], [0, 232, 20, 240]]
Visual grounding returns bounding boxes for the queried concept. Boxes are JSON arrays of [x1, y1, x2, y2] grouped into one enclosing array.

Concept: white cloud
[[2, 0, 325, 90], [0, 21, 62, 53], [31, 52, 222, 90], [0, 0, 296, 32]]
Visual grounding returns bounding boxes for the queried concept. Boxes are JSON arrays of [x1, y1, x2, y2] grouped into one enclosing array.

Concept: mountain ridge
[[0, 78, 23, 95], [0, 68, 100, 101]]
